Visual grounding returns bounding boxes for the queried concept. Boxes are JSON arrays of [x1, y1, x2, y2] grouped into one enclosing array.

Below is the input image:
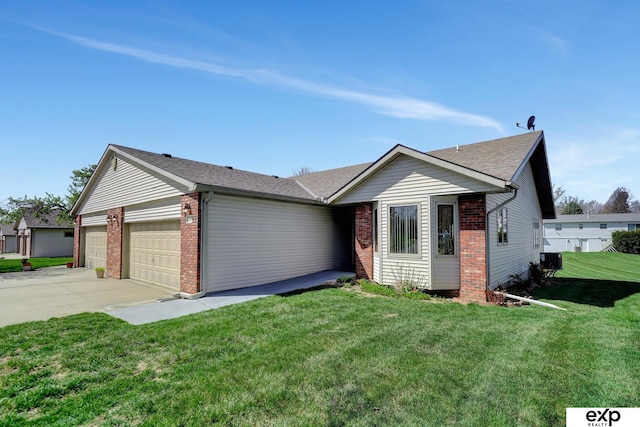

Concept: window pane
[[437, 204, 455, 255], [497, 207, 508, 244], [390, 205, 418, 254], [373, 208, 378, 252]]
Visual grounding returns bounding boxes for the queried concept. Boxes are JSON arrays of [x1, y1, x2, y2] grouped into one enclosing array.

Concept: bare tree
[[602, 187, 632, 213], [291, 166, 316, 176]]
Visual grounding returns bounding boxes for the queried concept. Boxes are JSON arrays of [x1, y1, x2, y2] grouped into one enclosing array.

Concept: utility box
[[540, 252, 563, 270]]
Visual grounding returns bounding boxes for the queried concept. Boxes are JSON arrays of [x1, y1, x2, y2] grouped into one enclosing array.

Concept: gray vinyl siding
[[337, 155, 497, 289], [77, 156, 189, 215], [4, 236, 16, 253], [31, 229, 74, 257], [204, 195, 351, 293], [125, 197, 181, 223], [487, 163, 542, 288]]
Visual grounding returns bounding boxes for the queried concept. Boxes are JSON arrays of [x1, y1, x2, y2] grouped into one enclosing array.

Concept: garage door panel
[[128, 221, 180, 290], [84, 226, 107, 269]]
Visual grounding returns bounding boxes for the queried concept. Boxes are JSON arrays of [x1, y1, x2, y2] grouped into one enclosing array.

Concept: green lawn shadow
[[531, 277, 640, 307]]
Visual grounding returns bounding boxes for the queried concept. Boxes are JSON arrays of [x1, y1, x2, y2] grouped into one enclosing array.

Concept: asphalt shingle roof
[[21, 210, 72, 228], [292, 163, 372, 199], [427, 131, 543, 182], [0, 224, 16, 235], [545, 213, 640, 223], [112, 145, 318, 201], [109, 131, 548, 206]]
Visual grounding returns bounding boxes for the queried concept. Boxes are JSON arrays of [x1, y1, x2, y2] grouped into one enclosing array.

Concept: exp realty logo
[[566, 408, 640, 427]]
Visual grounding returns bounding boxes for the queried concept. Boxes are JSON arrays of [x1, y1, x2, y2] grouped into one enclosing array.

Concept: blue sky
[[1, 0, 639, 206]]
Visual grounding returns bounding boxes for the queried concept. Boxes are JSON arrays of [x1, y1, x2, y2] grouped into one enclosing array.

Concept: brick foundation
[[458, 195, 487, 302], [355, 203, 373, 280], [106, 207, 124, 279], [73, 216, 81, 267], [180, 193, 201, 294]]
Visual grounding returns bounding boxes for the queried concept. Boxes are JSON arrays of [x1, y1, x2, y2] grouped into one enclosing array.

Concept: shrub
[[612, 230, 640, 254]]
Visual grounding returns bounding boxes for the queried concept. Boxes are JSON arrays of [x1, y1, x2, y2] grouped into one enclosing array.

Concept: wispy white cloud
[[40, 27, 504, 131], [541, 32, 569, 53], [548, 127, 640, 201]]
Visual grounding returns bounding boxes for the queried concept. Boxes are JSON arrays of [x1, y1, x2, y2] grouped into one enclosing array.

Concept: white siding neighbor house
[[543, 213, 640, 252], [71, 131, 555, 302], [14, 211, 74, 258]]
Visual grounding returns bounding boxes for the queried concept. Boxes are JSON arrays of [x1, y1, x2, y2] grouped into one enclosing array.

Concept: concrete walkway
[[109, 269, 353, 325], [0, 265, 353, 327]]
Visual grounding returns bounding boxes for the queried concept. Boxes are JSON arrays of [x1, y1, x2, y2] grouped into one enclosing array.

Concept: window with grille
[[389, 205, 418, 255]]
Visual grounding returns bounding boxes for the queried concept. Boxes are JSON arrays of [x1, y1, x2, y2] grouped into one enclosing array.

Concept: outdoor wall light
[[183, 204, 192, 216]]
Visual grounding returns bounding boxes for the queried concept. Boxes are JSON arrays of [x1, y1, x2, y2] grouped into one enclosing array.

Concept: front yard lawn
[[0, 257, 73, 273], [1, 252, 639, 426]]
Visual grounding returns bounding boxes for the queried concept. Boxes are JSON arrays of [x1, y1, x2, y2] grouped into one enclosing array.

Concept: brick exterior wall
[[106, 207, 124, 279], [355, 203, 374, 280], [458, 195, 487, 302], [73, 215, 81, 267], [180, 193, 201, 294]]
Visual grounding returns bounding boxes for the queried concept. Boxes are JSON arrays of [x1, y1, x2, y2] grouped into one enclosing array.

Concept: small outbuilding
[[14, 210, 74, 258]]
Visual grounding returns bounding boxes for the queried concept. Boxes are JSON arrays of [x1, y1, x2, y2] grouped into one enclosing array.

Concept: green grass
[[1, 253, 639, 426], [533, 252, 640, 307], [0, 257, 73, 273]]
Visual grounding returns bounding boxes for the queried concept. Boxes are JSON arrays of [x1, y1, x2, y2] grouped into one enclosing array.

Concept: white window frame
[[533, 219, 540, 248], [388, 203, 420, 257]]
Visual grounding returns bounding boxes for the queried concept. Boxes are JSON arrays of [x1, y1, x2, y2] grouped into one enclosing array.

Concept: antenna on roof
[[516, 115, 536, 132]]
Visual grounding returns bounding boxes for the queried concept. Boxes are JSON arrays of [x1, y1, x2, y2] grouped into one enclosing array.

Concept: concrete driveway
[[0, 265, 353, 327], [0, 266, 175, 327]]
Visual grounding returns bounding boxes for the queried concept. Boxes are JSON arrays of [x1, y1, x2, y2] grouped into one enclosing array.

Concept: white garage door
[[84, 226, 107, 269], [128, 221, 180, 290]]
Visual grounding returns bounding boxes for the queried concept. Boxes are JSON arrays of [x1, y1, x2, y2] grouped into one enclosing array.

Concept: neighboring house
[[15, 210, 74, 258], [543, 213, 640, 252], [71, 130, 554, 302], [0, 224, 17, 253]]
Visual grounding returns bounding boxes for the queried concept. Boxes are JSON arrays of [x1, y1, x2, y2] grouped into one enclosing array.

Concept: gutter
[[485, 187, 518, 297]]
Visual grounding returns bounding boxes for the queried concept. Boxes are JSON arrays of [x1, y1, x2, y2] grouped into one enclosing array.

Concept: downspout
[[485, 188, 518, 296]]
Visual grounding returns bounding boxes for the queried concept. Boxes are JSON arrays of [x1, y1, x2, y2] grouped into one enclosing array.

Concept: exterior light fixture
[[183, 204, 192, 216]]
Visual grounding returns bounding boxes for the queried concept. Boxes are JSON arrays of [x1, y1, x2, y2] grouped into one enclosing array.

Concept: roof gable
[[328, 131, 555, 218]]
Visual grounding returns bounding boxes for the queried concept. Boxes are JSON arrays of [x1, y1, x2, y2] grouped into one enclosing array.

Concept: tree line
[[553, 186, 640, 215], [0, 165, 97, 225]]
